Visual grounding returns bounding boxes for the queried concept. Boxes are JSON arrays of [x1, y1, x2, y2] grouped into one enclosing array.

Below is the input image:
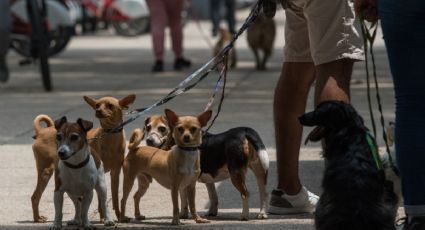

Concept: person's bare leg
[[314, 59, 353, 105], [274, 62, 315, 195]]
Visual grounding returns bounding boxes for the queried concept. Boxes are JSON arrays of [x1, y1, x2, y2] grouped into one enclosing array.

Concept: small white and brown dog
[[51, 117, 114, 230], [120, 109, 212, 225], [143, 115, 173, 149]]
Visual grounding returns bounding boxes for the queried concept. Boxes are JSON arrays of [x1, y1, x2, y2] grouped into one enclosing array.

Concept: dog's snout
[[58, 145, 71, 159], [183, 135, 191, 143], [58, 149, 66, 156], [146, 138, 154, 146], [58, 148, 67, 158]]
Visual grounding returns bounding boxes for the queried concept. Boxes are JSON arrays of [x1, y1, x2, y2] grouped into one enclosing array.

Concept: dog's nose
[[146, 139, 154, 146], [183, 135, 190, 143], [58, 149, 67, 158]]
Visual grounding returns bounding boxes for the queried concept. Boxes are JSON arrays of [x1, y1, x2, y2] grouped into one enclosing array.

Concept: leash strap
[[205, 55, 228, 132], [366, 133, 383, 171], [90, 0, 264, 141], [360, 15, 399, 176]]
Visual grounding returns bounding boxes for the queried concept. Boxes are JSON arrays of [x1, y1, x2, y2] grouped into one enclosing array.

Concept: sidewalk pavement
[[0, 8, 398, 230]]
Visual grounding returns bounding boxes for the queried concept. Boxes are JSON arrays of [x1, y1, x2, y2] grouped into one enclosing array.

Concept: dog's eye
[[107, 103, 114, 110], [56, 133, 63, 142], [177, 127, 184, 134], [190, 127, 198, 133], [70, 134, 79, 142], [146, 125, 151, 132], [158, 126, 166, 133], [95, 104, 100, 109]]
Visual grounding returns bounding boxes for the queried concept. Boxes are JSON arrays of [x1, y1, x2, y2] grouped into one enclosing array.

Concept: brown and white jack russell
[[51, 117, 114, 230]]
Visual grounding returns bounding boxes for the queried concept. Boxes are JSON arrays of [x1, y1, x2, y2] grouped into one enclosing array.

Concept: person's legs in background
[[210, 0, 221, 37], [164, 0, 191, 70], [224, 0, 236, 35], [146, 0, 167, 72], [0, 0, 11, 82], [380, 0, 425, 229]]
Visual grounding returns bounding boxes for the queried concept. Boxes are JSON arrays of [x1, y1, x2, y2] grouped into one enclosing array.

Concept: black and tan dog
[[138, 115, 270, 220], [247, 11, 276, 70], [196, 127, 270, 220], [300, 101, 397, 230]]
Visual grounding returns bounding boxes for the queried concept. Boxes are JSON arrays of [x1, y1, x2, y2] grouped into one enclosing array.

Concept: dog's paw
[[103, 219, 115, 226], [206, 208, 218, 217], [83, 224, 95, 230], [171, 219, 181, 225], [49, 223, 62, 230], [195, 217, 210, 224], [67, 219, 80, 226], [179, 211, 189, 219], [135, 214, 146, 221], [34, 215, 48, 223], [240, 215, 249, 221], [119, 216, 132, 223], [257, 212, 268, 219]]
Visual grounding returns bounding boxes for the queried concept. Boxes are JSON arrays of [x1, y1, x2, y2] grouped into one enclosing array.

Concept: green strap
[[366, 133, 383, 171]]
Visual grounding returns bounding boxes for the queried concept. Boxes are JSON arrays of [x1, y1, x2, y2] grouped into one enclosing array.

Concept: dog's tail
[[33, 114, 54, 137], [244, 127, 270, 172], [128, 128, 144, 151]]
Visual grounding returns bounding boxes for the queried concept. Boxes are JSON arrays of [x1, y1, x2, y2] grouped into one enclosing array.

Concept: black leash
[[205, 56, 228, 132], [87, 0, 264, 141], [360, 15, 400, 176]]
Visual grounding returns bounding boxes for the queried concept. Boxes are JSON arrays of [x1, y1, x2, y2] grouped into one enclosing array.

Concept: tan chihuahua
[[120, 109, 212, 225], [83, 94, 136, 219], [31, 115, 58, 223]]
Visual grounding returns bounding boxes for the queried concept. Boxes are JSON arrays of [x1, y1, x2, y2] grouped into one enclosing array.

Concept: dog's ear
[[54, 116, 67, 130], [144, 117, 151, 128], [83, 96, 97, 109], [198, 110, 213, 127], [77, 118, 93, 133], [165, 109, 179, 127], [119, 94, 136, 110], [304, 126, 326, 144]]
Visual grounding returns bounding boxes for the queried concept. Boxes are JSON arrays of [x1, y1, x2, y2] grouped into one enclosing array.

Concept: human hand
[[354, 0, 378, 23]]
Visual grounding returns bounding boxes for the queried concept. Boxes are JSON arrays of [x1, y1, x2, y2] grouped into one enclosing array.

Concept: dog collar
[[178, 146, 199, 152], [63, 154, 90, 169], [366, 133, 383, 171], [104, 127, 123, 134]]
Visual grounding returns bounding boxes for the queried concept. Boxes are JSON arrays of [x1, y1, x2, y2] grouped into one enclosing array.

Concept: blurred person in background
[[146, 0, 191, 72], [0, 0, 11, 82], [210, 0, 236, 37]]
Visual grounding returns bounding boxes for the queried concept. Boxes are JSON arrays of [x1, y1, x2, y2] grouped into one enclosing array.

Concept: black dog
[[299, 101, 397, 230], [197, 127, 270, 220]]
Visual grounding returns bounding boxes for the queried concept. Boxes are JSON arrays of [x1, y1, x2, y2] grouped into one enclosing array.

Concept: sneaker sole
[[267, 205, 315, 215]]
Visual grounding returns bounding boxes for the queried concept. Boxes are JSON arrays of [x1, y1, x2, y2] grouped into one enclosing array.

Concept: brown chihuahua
[[83, 94, 136, 219], [31, 115, 58, 223], [120, 109, 212, 225]]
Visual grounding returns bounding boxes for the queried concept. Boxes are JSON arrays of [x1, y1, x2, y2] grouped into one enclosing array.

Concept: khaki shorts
[[284, 0, 364, 65]]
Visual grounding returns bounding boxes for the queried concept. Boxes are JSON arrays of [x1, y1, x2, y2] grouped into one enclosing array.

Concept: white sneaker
[[268, 186, 319, 214]]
